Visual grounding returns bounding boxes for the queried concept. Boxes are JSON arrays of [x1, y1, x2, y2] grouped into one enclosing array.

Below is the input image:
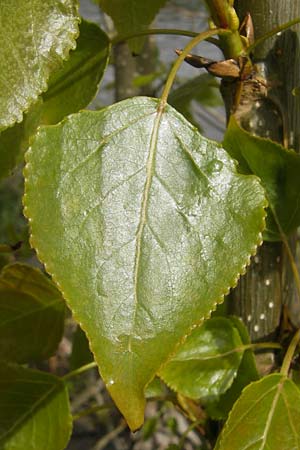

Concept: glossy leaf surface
[[41, 19, 110, 124], [0, 263, 65, 363], [0, 0, 79, 132], [223, 117, 300, 240], [216, 374, 300, 450], [24, 97, 266, 429], [0, 363, 71, 450], [98, 0, 167, 53], [159, 318, 244, 398]]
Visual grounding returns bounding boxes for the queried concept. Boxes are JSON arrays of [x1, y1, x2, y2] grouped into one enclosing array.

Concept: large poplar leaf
[[98, 0, 168, 53], [24, 97, 266, 429], [158, 317, 244, 399], [0, 263, 65, 363], [216, 374, 300, 450], [223, 116, 300, 240], [0, 363, 71, 450], [0, 0, 79, 131]]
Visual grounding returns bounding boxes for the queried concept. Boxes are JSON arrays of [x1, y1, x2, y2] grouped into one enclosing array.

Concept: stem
[[281, 329, 300, 377], [178, 419, 204, 449], [247, 17, 300, 54], [62, 362, 98, 382], [159, 28, 223, 108], [111, 28, 220, 46], [73, 404, 112, 421], [270, 206, 300, 302]]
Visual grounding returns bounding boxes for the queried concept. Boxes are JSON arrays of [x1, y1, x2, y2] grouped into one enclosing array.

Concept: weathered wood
[[228, 0, 300, 341]]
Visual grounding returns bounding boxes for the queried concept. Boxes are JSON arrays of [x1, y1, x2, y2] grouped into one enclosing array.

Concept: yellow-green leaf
[[24, 97, 266, 429]]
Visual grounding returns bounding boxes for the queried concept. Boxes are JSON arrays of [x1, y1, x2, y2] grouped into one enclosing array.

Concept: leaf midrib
[[128, 105, 164, 352]]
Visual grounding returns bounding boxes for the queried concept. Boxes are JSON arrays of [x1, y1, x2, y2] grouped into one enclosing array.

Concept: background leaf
[[0, 363, 71, 450], [40, 19, 110, 125], [168, 74, 222, 130], [204, 317, 259, 419], [216, 374, 300, 450], [223, 116, 300, 240], [159, 317, 244, 399], [0, 263, 65, 363], [70, 325, 94, 370], [24, 97, 266, 429], [0, 0, 79, 131], [98, 0, 168, 53], [0, 19, 109, 180]]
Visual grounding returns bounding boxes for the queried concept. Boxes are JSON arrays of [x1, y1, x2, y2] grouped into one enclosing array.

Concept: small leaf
[[205, 317, 258, 419], [0, 363, 72, 450], [24, 97, 266, 429], [223, 116, 300, 240], [0, 263, 65, 363], [41, 19, 110, 124], [169, 74, 222, 128], [0, 0, 79, 131], [159, 318, 244, 399], [216, 374, 300, 450], [98, 0, 168, 53]]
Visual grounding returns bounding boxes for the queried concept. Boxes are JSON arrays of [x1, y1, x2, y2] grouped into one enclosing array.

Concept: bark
[[227, 0, 300, 345]]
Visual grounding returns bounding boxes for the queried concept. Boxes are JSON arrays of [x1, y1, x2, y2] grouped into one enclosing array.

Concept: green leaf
[[0, 363, 72, 450], [159, 318, 244, 399], [98, 0, 168, 53], [70, 325, 94, 370], [216, 374, 300, 450], [169, 74, 222, 129], [205, 317, 258, 419], [223, 116, 300, 240], [0, 19, 108, 180], [0, 101, 43, 181], [0, 0, 79, 132], [40, 19, 110, 124], [24, 96, 266, 429], [0, 263, 65, 363]]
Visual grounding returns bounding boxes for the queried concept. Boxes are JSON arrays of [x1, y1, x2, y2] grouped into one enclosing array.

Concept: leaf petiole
[[62, 361, 98, 382], [281, 329, 300, 377]]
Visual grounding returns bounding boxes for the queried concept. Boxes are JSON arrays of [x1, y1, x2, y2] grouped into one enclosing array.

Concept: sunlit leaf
[[216, 374, 300, 450], [0, 363, 71, 450], [0, 0, 79, 131], [24, 97, 266, 429], [0, 263, 65, 363], [159, 318, 244, 398], [98, 0, 168, 53], [223, 116, 300, 240]]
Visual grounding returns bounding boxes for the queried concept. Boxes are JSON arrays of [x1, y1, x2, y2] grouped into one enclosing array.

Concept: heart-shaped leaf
[[223, 116, 300, 240], [0, 263, 65, 363], [0, 363, 71, 450], [216, 374, 300, 450], [0, 0, 79, 131], [98, 0, 167, 53], [159, 317, 244, 399], [24, 97, 266, 429]]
